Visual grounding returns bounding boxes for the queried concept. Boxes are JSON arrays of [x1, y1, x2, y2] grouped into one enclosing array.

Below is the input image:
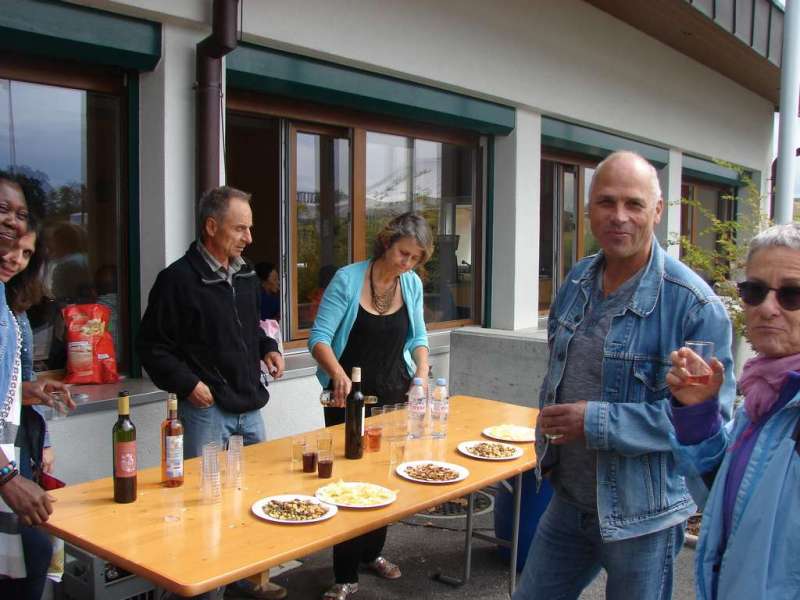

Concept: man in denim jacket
[[513, 152, 735, 600]]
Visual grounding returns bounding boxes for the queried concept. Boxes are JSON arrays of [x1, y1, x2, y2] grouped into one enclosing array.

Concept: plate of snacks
[[396, 460, 469, 484], [251, 495, 337, 524], [458, 440, 523, 461], [482, 424, 536, 443], [315, 481, 397, 509]]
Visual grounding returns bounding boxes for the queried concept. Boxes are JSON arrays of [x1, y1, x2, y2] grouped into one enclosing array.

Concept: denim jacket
[[672, 376, 800, 600], [537, 238, 735, 542]]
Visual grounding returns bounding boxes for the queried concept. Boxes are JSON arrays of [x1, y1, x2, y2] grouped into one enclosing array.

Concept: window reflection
[[295, 131, 351, 330], [0, 79, 124, 371]]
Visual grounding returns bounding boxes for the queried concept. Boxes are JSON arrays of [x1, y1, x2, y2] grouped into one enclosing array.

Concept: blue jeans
[[178, 401, 267, 459], [513, 495, 684, 600]]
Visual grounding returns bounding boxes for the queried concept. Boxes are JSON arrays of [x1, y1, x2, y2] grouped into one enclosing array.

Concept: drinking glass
[[201, 442, 222, 504], [389, 438, 406, 467], [685, 341, 714, 385], [317, 433, 333, 455], [290, 436, 306, 471], [317, 442, 334, 479], [225, 435, 244, 489]]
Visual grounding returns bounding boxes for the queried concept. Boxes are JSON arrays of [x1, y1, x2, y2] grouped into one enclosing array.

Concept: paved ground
[[264, 487, 697, 600]]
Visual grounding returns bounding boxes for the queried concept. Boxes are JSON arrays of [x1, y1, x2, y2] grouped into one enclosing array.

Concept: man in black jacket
[[138, 186, 287, 599], [138, 185, 285, 456]]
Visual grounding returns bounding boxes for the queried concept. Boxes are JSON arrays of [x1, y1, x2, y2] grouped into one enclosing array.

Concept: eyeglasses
[[737, 281, 800, 311]]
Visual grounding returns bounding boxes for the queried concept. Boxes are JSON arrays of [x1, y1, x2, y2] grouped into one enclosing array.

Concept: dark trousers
[[324, 407, 388, 584], [0, 522, 53, 600]]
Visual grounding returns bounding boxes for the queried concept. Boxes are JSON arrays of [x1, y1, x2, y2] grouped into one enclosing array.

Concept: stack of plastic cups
[[201, 441, 222, 503], [226, 435, 244, 490]]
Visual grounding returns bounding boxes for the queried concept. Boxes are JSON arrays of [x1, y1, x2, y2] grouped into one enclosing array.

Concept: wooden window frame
[[539, 152, 599, 315], [228, 91, 484, 341]]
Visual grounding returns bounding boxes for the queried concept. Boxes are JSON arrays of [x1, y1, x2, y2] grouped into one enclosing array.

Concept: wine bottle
[[161, 393, 184, 487], [345, 367, 365, 459], [112, 391, 137, 503]]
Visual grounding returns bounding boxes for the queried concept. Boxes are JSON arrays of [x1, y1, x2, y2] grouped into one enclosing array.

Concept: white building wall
[[492, 109, 541, 329]]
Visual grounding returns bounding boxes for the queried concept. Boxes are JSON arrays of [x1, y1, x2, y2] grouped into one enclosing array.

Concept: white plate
[[396, 460, 469, 484], [315, 482, 397, 509], [482, 424, 536, 443], [251, 494, 337, 524], [457, 440, 523, 461]]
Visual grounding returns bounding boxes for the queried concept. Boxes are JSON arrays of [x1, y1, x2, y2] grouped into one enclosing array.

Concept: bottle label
[[165, 435, 183, 478], [115, 441, 137, 478]]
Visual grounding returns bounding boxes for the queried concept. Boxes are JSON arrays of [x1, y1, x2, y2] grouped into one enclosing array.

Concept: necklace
[[369, 262, 399, 315]]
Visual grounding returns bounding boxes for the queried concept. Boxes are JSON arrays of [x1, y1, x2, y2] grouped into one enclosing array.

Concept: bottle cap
[[413, 377, 423, 385], [436, 378, 447, 386], [167, 396, 178, 411], [117, 395, 130, 415], [351, 367, 362, 383]]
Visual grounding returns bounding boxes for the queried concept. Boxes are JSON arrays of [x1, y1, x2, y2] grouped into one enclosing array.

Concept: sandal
[[366, 556, 402, 580], [322, 583, 359, 600]]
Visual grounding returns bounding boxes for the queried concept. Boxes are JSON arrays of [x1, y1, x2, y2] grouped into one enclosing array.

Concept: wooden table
[[44, 396, 539, 597]]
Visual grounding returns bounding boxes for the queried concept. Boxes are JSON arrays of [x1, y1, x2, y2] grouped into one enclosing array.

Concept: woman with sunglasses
[[667, 222, 800, 599]]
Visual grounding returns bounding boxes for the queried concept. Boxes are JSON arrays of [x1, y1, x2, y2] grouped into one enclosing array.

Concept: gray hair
[[589, 150, 662, 204], [372, 212, 434, 265], [747, 222, 800, 263], [197, 185, 251, 238]]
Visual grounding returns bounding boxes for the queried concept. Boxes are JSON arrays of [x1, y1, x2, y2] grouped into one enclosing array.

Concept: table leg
[[509, 472, 523, 595], [434, 491, 475, 586]]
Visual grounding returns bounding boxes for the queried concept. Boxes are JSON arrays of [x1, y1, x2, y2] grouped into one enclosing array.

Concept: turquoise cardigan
[[308, 260, 429, 388]]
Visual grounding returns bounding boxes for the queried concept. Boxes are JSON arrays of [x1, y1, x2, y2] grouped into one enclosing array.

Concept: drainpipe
[[774, 0, 800, 224], [196, 0, 239, 201]]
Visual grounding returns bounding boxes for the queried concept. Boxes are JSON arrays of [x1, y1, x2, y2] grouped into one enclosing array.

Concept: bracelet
[[0, 460, 17, 478], [0, 468, 18, 487]]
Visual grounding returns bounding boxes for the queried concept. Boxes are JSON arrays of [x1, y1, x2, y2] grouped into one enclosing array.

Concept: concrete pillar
[[491, 109, 540, 330], [656, 149, 682, 259], [139, 24, 200, 311]]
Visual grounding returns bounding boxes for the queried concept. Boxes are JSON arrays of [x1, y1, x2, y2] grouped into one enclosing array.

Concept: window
[[680, 179, 736, 282], [226, 92, 482, 344], [539, 157, 598, 312], [0, 57, 129, 372]]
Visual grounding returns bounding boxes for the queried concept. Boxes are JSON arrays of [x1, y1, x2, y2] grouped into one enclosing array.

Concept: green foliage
[[670, 165, 771, 338]]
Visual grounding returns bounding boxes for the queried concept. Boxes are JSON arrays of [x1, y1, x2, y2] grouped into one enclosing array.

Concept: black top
[[326, 304, 410, 427], [137, 242, 279, 414]]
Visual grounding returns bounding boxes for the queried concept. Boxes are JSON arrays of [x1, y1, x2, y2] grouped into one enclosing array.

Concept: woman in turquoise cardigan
[[309, 212, 432, 600]]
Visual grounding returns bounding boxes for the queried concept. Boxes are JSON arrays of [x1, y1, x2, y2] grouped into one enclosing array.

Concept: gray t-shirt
[[550, 266, 642, 512]]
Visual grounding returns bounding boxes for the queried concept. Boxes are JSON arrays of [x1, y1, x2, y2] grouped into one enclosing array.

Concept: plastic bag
[[259, 319, 283, 380], [62, 303, 119, 384]]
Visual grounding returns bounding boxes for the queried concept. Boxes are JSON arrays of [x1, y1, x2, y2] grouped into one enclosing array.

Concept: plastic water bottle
[[431, 378, 449, 439], [407, 377, 427, 439]]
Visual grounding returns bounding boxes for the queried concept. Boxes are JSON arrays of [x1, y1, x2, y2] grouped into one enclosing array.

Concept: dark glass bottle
[[112, 391, 137, 503], [345, 367, 365, 459]]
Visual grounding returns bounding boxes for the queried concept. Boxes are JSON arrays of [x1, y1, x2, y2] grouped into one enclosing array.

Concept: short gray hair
[[197, 185, 251, 238], [747, 222, 800, 263], [372, 212, 434, 265], [589, 150, 662, 204]]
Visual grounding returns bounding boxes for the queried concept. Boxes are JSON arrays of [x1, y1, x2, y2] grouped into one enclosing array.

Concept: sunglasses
[[737, 281, 800, 311]]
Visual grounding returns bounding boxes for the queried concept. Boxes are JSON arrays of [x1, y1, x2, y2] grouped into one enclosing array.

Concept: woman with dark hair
[[0, 176, 59, 600], [309, 212, 433, 600]]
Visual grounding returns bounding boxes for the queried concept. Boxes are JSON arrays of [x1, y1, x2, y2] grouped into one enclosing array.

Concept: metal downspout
[[196, 0, 239, 205], [775, 0, 800, 224]]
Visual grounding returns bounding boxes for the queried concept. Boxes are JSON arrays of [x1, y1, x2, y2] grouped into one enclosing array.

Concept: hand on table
[[0, 475, 55, 526], [538, 400, 587, 445], [666, 348, 724, 407], [189, 381, 214, 408], [264, 352, 285, 379]]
